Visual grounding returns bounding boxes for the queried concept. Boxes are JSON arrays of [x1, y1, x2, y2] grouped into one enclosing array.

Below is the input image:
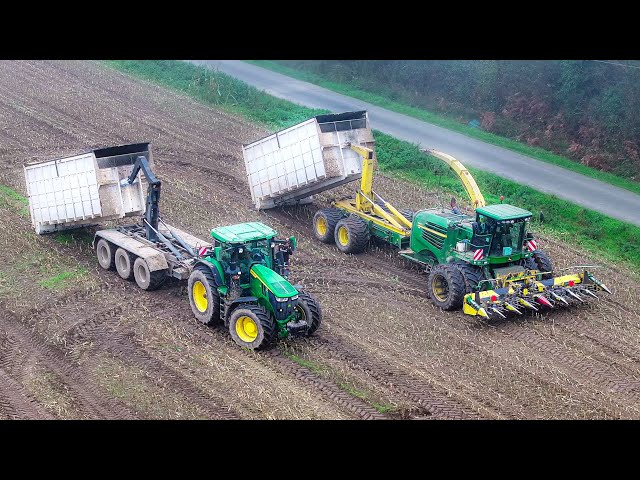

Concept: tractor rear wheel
[[428, 264, 466, 311], [453, 261, 485, 293], [188, 266, 221, 325], [334, 216, 370, 254], [96, 239, 115, 270], [115, 248, 135, 280], [313, 208, 343, 244], [532, 250, 554, 280], [228, 305, 276, 350], [295, 290, 322, 336], [133, 257, 166, 291]]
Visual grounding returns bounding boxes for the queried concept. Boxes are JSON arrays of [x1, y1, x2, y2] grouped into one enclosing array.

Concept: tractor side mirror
[[289, 236, 297, 251]]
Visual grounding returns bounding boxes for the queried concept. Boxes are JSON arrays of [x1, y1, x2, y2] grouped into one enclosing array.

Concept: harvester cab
[[189, 222, 322, 350]]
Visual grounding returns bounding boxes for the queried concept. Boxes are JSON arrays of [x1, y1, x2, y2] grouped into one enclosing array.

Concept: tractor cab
[[210, 222, 297, 286], [473, 205, 532, 262]]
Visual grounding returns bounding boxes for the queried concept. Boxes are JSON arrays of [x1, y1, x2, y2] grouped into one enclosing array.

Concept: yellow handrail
[[423, 149, 486, 208]]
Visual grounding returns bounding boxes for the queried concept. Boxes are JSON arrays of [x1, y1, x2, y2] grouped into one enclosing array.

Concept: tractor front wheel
[[228, 305, 276, 350], [313, 208, 343, 244], [295, 290, 322, 336], [188, 266, 221, 325], [453, 261, 485, 293], [532, 250, 554, 280], [334, 216, 370, 254], [428, 264, 466, 311], [522, 250, 554, 280]]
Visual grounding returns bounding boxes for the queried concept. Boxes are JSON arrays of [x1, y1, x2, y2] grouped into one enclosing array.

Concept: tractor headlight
[[275, 297, 289, 302], [291, 295, 298, 300]]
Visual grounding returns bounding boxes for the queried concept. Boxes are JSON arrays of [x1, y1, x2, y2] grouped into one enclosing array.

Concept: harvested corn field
[[0, 60, 639, 420]]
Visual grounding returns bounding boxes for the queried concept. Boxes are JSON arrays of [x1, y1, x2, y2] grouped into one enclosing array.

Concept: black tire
[[313, 208, 343, 244], [532, 250, 554, 280], [295, 290, 322, 336], [188, 266, 221, 325], [520, 256, 538, 272], [427, 263, 466, 311], [399, 209, 415, 223], [374, 201, 392, 214], [133, 257, 166, 291], [334, 216, 370, 254], [115, 248, 135, 280], [228, 304, 276, 350], [96, 238, 115, 270], [453, 261, 485, 293]]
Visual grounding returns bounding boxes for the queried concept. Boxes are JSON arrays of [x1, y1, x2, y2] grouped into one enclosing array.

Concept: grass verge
[[103, 61, 640, 272], [39, 267, 88, 290], [0, 183, 29, 216], [248, 60, 640, 196]]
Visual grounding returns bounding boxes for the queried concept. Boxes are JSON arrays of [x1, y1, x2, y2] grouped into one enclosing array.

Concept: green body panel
[[249, 272, 274, 315], [476, 204, 532, 220], [250, 264, 298, 298], [406, 205, 534, 279], [211, 222, 277, 244], [249, 266, 299, 338], [341, 203, 536, 283], [409, 209, 473, 264]]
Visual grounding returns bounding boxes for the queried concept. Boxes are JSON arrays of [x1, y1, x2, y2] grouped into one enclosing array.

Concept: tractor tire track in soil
[[0, 369, 52, 420], [73, 326, 240, 420], [261, 350, 389, 420], [309, 335, 477, 419], [0, 306, 140, 419], [135, 297, 383, 420], [499, 324, 640, 396]]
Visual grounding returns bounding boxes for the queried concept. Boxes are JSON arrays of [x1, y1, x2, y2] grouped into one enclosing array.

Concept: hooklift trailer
[[25, 143, 321, 350]]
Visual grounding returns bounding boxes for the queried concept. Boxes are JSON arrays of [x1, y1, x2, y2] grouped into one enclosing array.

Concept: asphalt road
[[189, 60, 640, 226]]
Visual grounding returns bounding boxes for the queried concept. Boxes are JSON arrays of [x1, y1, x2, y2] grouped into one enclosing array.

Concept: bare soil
[[0, 60, 638, 419]]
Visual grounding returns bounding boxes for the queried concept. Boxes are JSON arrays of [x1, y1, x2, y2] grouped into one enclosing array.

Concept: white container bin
[[24, 143, 152, 234], [243, 111, 375, 209]]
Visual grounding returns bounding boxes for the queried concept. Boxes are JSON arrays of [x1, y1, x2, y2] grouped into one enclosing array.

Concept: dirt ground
[[0, 60, 639, 420]]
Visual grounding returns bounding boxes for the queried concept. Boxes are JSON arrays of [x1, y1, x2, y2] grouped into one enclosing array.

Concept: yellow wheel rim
[[316, 216, 327, 236], [235, 315, 258, 343], [193, 281, 208, 313], [337, 226, 349, 246], [432, 275, 449, 302]]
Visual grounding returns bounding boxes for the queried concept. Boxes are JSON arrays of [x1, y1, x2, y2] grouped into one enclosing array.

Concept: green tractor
[[188, 222, 322, 349]]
